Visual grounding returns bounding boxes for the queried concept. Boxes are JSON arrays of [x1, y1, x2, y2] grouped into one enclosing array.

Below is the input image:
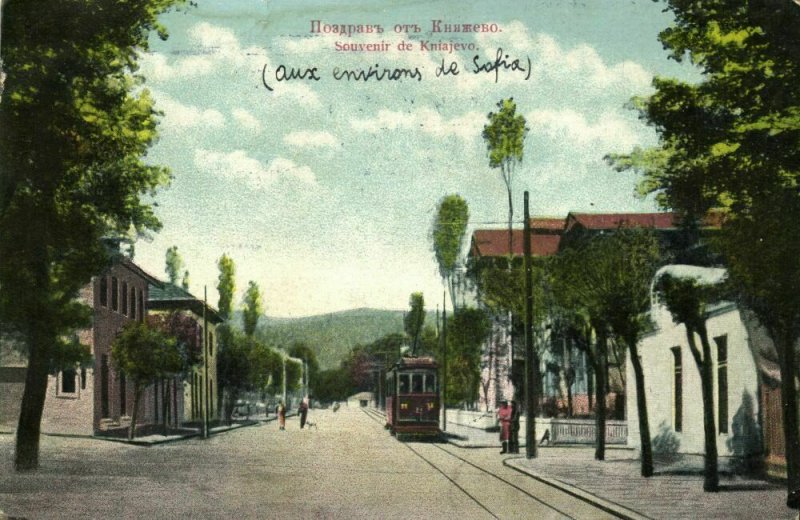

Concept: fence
[[549, 418, 628, 445]]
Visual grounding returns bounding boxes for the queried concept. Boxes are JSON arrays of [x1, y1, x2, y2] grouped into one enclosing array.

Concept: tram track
[[360, 408, 610, 520]]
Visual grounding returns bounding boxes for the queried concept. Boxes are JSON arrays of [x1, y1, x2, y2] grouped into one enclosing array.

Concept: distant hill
[[240, 308, 437, 370]]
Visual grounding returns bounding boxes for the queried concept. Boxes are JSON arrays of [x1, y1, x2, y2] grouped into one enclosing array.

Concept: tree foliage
[[242, 281, 263, 337], [165, 246, 184, 286], [403, 292, 425, 355], [482, 98, 529, 256], [216, 254, 236, 320], [0, 0, 184, 470], [432, 194, 470, 309], [441, 307, 491, 406]]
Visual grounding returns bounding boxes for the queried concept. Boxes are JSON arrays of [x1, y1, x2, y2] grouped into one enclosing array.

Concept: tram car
[[385, 356, 440, 439]]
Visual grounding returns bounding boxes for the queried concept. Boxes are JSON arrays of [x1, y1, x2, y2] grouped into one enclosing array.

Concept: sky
[[132, 0, 698, 317]]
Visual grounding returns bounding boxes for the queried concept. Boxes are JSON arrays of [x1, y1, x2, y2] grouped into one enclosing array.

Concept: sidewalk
[[444, 419, 795, 519]]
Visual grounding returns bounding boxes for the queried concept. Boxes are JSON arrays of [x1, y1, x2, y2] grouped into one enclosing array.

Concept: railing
[[550, 419, 627, 445]]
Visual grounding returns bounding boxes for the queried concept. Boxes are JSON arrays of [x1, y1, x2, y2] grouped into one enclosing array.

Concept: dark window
[[209, 381, 214, 415], [716, 335, 728, 434], [121, 281, 128, 315], [80, 367, 87, 390], [412, 373, 423, 393], [101, 355, 109, 418], [138, 291, 145, 322], [100, 277, 108, 307], [209, 332, 214, 357], [61, 368, 77, 394], [130, 287, 137, 321], [424, 374, 436, 393], [398, 374, 410, 394], [111, 277, 118, 311], [671, 346, 682, 432]]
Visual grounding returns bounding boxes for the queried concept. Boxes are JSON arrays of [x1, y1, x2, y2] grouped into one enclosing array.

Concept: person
[[276, 401, 286, 431], [510, 400, 521, 454], [298, 396, 309, 429], [497, 400, 512, 454]]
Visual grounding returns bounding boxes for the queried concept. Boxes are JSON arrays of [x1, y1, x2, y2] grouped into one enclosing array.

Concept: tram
[[385, 356, 440, 439]]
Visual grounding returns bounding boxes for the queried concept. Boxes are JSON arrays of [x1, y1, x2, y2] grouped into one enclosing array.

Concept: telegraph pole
[[524, 191, 537, 458], [203, 286, 210, 439], [442, 290, 447, 432]]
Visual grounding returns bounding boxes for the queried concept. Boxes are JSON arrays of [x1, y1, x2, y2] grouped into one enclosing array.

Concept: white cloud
[[527, 108, 642, 150], [283, 130, 337, 148], [194, 149, 316, 189], [232, 108, 263, 133], [271, 82, 323, 109], [151, 92, 225, 130], [350, 108, 484, 141]]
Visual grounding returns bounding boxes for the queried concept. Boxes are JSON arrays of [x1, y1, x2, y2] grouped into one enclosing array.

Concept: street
[[1, 407, 615, 519]]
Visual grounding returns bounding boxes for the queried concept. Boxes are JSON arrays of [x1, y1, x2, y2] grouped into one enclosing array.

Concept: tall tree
[[181, 270, 190, 291], [442, 307, 491, 406], [607, 0, 800, 501], [482, 98, 529, 257], [242, 281, 262, 337], [111, 322, 181, 440], [216, 254, 236, 320], [0, 0, 183, 470], [656, 270, 727, 492], [403, 292, 425, 355], [432, 194, 470, 310], [165, 246, 184, 286]]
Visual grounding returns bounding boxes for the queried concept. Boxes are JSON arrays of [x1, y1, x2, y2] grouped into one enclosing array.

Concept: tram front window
[[412, 374, 423, 393], [424, 374, 436, 393], [399, 374, 410, 394]]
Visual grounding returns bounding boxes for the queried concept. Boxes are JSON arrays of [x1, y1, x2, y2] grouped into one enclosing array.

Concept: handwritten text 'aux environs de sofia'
[[261, 20, 531, 90]]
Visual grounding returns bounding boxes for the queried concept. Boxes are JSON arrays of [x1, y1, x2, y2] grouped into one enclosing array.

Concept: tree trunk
[[14, 329, 52, 471], [694, 326, 719, 492], [629, 341, 653, 477], [595, 331, 608, 461], [506, 184, 514, 258], [129, 385, 142, 441], [775, 330, 800, 508], [162, 378, 170, 436]]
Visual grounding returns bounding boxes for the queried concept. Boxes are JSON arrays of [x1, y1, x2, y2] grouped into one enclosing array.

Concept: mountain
[[248, 308, 410, 370]]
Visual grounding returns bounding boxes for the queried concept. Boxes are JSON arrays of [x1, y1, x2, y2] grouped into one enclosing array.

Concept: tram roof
[[394, 356, 438, 369]]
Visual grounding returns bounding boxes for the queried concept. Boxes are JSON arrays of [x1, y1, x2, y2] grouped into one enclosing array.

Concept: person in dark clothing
[[298, 397, 309, 429], [510, 400, 521, 453]]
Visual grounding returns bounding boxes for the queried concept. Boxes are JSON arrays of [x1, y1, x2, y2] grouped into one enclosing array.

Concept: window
[[424, 374, 436, 393], [121, 281, 128, 315], [138, 291, 145, 322], [111, 277, 118, 311], [80, 367, 87, 390], [412, 373, 423, 393], [398, 374, 410, 394], [100, 277, 108, 307], [716, 335, 728, 434], [209, 332, 214, 357], [61, 368, 77, 394], [130, 287, 137, 321], [671, 346, 682, 433], [101, 355, 109, 418]]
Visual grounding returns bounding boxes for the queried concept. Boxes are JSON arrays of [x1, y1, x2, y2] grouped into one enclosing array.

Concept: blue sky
[[133, 0, 697, 317]]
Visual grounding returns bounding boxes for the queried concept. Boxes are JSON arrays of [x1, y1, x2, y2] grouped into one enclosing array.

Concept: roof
[[397, 356, 438, 369], [470, 229, 561, 258], [528, 217, 565, 232], [148, 283, 223, 323], [565, 210, 724, 232], [653, 264, 728, 286]]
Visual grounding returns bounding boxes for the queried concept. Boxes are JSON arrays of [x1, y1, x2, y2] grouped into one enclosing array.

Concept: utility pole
[[524, 191, 537, 458], [203, 286, 210, 439], [442, 290, 447, 432]]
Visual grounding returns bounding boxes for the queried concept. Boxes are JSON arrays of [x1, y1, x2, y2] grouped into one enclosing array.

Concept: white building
[[626, 265, 762, 459]]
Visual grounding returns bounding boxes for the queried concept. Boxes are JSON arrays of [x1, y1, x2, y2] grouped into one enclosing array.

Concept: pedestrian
[[277, 401, 286, 431], [497, 400, 512, 454], [510, 400, 521, 454], [299, 396, 309, 429]]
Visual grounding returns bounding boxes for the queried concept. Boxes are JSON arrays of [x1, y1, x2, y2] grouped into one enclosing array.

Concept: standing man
[[298, 396, 309, 429], [497, 400, 512, 454], [510, 400, 521, 454]]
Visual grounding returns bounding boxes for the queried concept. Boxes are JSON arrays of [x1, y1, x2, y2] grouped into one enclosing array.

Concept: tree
[[111, 322, 181, 440], [441, 307, 491, 407], [181, 270, 190, 291], [656, 269, 728, 492], [482, 98, 529, 257], [432, 194, 470, 310], [242, 281, 263, 337], [216, 254, 236, 320], [289, 341, 320, 395], [0, 0, 183, 471], [165, 246, 184, 286], [607, 1, 800, 500], [403, 292, 425, 355], [217, 328, 251, 424]]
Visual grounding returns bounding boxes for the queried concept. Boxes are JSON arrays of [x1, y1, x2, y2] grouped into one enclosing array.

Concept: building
[[626, 265, 765, 468], [148, 283, 222, 424]]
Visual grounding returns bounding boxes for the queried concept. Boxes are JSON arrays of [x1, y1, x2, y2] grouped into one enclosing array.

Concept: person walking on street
[[298, 396, 309, 429], [277, 402, 286, 431], [510, 400, 521, 454], [497, 400, 512, 454]]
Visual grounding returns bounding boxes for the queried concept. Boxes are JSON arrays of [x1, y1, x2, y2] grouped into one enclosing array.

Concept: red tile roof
[[529, 217, 565, 232], [470, 229, 561, 258], [565, 210, 724, 231]]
